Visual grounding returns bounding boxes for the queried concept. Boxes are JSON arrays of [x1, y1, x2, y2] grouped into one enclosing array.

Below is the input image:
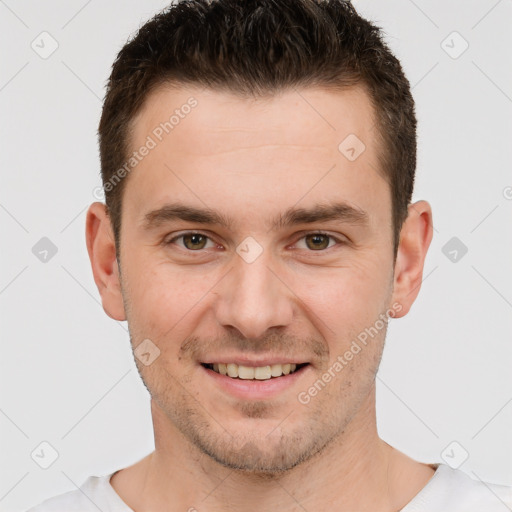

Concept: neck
[[112, 387, 434, 511]]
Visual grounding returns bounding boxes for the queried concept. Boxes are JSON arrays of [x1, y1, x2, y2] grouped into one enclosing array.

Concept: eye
[[294, 232, 342, 251], [166, 232, 217, 251], [164, 231, 344, 253]]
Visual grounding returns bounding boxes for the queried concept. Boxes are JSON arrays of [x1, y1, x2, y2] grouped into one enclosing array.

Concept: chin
[[185, 420, 336, 478], [200, 439, 312, 476]]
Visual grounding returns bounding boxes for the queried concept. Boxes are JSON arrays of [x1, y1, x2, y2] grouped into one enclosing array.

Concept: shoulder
[[26, 487, 93, 512], [25, 473, 131, 512], [405, 464, 512, 511]]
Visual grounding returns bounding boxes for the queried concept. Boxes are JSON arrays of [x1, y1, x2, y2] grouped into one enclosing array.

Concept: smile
[[202, 362, 307, 380]]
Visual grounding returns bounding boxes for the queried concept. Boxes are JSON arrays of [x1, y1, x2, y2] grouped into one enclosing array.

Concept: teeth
[[254, 366, 272, 380], [209, 362, 300, 379], [270, 364, 282, 377], [238, 365, 255, 379], [227, 363, 238, 378]]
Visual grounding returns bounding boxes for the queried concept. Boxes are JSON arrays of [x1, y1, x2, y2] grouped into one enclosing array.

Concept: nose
[[213, 250, 295, 340]]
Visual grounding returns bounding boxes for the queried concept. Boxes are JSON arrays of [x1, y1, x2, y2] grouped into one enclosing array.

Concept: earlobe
[[85, 202, 126, 321], [390, 200, 433, 318]]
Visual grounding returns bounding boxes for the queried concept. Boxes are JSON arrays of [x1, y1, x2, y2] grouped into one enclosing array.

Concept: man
[[27, 0, 512, 510]]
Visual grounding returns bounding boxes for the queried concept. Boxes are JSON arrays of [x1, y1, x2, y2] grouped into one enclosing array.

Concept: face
[[88, 84, 428, 475]]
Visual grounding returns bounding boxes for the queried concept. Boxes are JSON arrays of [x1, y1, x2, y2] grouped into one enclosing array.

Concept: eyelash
[[164, 231, 345, 253]]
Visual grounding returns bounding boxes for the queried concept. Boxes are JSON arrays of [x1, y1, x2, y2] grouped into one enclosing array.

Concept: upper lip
[[201, 356, 309, 367]]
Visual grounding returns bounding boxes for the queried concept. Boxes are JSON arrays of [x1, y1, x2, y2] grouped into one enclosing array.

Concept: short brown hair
[[98, 0, 417, 257]]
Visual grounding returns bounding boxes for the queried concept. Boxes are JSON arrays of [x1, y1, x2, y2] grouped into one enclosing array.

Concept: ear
[[390, 200, 433, 317], [85, 202, 126, 321]]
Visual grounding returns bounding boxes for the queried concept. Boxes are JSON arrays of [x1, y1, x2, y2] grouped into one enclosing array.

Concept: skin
[[86, 84, 434, 511]]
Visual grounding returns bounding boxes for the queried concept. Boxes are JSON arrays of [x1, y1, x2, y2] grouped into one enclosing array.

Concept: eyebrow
[[141, 201, 369, 231]]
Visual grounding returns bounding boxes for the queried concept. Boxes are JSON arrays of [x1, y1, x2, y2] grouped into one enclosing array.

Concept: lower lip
[[202, 364, 310, 400]]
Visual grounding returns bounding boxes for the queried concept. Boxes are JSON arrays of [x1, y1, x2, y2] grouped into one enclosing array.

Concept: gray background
[[1, 1, 511, 510]]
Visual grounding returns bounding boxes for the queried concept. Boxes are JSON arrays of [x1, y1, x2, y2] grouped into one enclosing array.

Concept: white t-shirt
[[26, 463, 512, 512]]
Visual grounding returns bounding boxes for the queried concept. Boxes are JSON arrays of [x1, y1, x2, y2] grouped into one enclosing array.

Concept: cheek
[[288, 262, 393, 376], [123, 257, 219, 339], [292, 256, 392, 327]]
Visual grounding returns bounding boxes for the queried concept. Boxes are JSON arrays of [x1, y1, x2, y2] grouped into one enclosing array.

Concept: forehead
[[131, 83, 378, 156], [123, 84, 389, 230]]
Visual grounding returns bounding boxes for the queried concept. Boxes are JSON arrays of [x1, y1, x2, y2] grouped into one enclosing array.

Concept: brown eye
[[183, 233, 208, 250], [304, 234, 331, 250]]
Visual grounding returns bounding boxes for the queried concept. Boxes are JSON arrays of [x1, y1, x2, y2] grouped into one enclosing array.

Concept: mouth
[[201, 362, 309, 380]]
